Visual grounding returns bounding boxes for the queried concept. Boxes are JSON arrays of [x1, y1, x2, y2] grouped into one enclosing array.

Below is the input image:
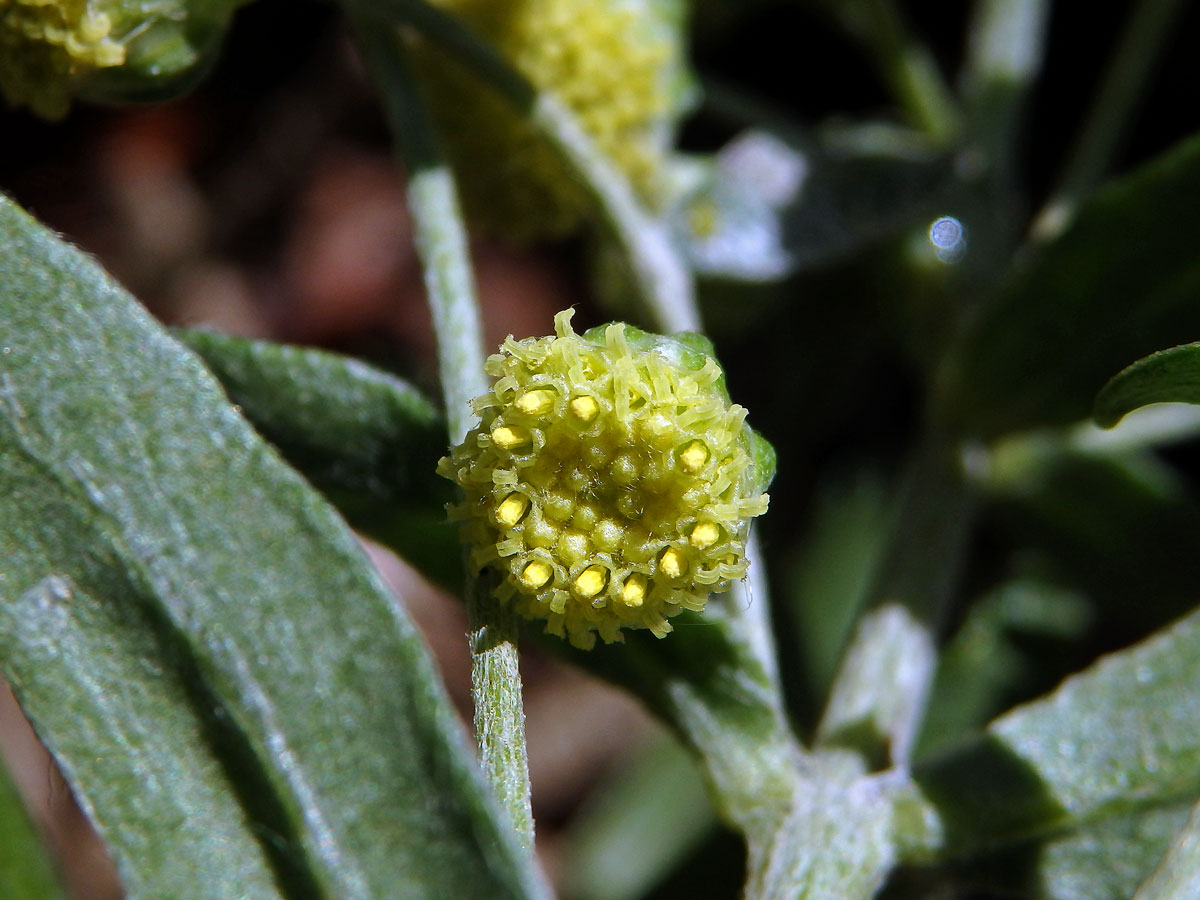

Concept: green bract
[[438, 310, 773, 649]]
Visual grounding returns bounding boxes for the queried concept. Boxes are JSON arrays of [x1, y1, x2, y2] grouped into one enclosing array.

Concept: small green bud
[[438, 310, 773, 650], [1, 0, 239, 118]]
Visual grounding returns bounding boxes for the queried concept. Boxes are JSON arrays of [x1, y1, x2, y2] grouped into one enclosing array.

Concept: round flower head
[[1, 0, 238, 118], [438, 310, 773, 649], [415, 0, 692, 240]]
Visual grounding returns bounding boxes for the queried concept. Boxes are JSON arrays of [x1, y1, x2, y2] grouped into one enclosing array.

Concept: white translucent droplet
[[929, 215, 967, 262]]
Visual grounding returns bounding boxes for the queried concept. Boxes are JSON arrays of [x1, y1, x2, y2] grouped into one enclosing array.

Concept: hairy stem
[[364, 0, 698, 333], [351, 15, 536, 854]]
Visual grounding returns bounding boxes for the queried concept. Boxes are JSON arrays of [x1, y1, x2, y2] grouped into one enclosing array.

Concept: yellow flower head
[[438, 310, 773, 649], [418, 0, 691, 240], [1, 0, 236, 118], [0, 0, 123, 117]]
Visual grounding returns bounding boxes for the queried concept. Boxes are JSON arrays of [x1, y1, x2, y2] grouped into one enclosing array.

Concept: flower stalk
[[351, 12, 536, 854]]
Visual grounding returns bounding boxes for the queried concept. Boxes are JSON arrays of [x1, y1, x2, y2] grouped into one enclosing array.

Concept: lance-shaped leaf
[[0, 194, 545, 900], [914, 606, 1200, 856], [1094, 343, 1200, 428], [176, 329, 459, 587], [954, 801, 1191, 900], [1133, 798, 1200, 900], [943, 133, 1200, 438]]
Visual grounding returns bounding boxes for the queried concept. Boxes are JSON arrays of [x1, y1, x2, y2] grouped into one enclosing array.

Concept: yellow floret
[[0, 0, 124, 118], [438, 309, 773, 649]]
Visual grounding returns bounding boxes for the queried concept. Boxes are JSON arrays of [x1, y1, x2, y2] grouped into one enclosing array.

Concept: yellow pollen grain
[[496, 493, 531, 528], [658, 547, 685, 579], [569, 395, 599, 422], [690, 522, 721, 550], [519, 560, 553, 589], [515, 389, 556, 417], [574, 565, 608, 599], [621, 574, 647, 607], [491, 424, 532, 450], [679, 440, 709, 474]]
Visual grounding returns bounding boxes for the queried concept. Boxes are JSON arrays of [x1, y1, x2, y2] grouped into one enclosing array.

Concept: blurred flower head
[[1, 0, 238, 118], [417, 0, 693, 240]]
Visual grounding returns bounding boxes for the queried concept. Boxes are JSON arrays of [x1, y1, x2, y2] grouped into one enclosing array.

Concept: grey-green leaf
[[943, 132, 1200, 438], [0, 749, 66, 900], [1094, 342, 1200, 428], [915, 607, 1200, 855], [176, 329, 460, 587], [955, 801, 1191, 900], [0, 194, 544, 900], [0, 575, 287, 900], [1133, 798, 1200, 900]]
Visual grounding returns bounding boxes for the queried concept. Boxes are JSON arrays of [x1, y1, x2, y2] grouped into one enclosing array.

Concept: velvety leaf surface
[[915, 607, 1200, 855], [0, 194, 543, 900], [0, 574, 287, 900], [944, 133, 1200, 438], [0, 748, 66, 900], [956, 802, 1191, 900], [177, 329, 459, 587], [1093, 342, 1200, 428], [1133, 798, 1200, 900]]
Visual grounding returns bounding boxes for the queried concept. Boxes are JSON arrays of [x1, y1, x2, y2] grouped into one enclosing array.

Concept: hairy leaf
[[0, 194, 544, 900], [956, 801, 1191, 900], [1133, 798, 1200, 900], [176, 329, 459, 587], [915, 607, 1200, 855]]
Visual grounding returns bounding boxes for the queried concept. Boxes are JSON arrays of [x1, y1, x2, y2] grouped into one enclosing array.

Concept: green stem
[[829, 0, 962, 145], [363, 0, 699, 334], [817, 431, 974, 768], [351, 15, 536, 855], [1031, 0, 1188, 240]]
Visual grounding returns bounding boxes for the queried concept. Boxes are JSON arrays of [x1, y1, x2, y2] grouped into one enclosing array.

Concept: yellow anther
[[515, 389, 556, 417], [690, 522, 721, 550], [491, 424, 531, 450], [658, 547, 686, 579], [495, 493, 531, 528], [569, 395, 600, 423], [621, 574, 647, 607], [574, 565, 609, 599], [519, 560, 553, 590], [678, 440, 709, 474]]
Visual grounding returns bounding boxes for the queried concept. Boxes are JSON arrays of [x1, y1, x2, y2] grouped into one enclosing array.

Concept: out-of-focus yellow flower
[[438, 309, 773, 649], [1, 0, 237, 118], [417, 0, 691, 241]]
